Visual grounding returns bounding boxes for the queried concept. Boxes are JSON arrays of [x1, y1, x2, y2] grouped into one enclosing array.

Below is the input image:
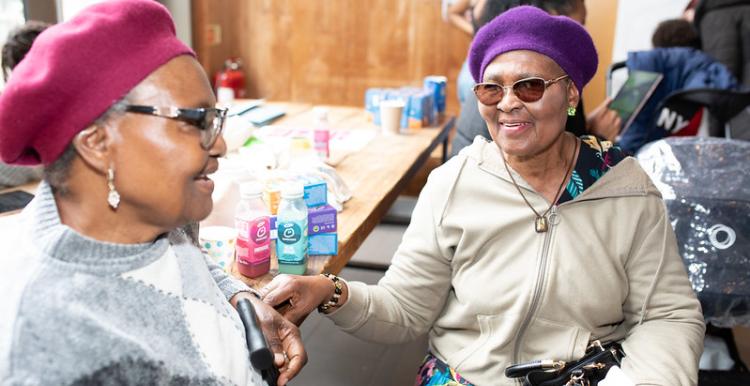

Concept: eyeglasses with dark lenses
[[124, 105, 228, 150], [473, 75, 570, 105]]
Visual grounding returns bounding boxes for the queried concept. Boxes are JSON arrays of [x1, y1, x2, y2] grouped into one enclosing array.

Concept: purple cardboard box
[[308, 204, 337, 235]]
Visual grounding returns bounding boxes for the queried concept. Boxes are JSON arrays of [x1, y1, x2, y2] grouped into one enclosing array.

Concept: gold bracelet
[[317, 273, 343, 313]]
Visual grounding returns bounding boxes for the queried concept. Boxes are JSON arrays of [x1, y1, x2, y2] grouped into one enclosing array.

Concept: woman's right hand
[[586, 97, 622, 141], [260, 274, 343, 326]]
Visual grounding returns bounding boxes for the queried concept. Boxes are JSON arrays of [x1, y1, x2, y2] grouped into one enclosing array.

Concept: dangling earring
[[107, 167, 120, 209], [567, 106, 577, 116]]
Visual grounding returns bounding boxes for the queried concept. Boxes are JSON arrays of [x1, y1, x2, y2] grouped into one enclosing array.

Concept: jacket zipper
[[511, 206, 558, 380]]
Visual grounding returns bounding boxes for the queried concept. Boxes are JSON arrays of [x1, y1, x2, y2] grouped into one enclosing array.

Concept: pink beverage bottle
[[312, 107, 330, 159], [234, 183, 271, 278]]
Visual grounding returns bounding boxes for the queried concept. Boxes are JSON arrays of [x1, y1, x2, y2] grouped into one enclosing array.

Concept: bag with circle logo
[[637, 137, 750, 327]]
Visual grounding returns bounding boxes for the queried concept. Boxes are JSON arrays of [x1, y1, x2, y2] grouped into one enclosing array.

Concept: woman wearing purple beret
[[0, 1, 305, 385], [261, 6, 704, 386]]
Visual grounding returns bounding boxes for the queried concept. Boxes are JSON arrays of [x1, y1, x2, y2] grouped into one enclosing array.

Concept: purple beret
[[468, 5, 598, 93], [0, 0, 195, 165]]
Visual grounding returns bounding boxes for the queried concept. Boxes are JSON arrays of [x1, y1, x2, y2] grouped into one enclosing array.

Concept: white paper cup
[[380, 99, 405, 135], [216, 87, 235, 104], [199, 226, 237, 272]]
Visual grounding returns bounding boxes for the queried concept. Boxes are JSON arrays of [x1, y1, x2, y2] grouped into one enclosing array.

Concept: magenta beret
[[468, 5, 598, 93], [0, 0, 195, 165]]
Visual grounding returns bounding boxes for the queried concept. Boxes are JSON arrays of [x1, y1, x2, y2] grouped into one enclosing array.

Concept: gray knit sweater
[[0, 182, 265, 385]]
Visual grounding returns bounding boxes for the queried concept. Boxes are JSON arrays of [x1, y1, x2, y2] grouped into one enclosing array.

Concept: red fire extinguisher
[[214, 58, 246, 99]]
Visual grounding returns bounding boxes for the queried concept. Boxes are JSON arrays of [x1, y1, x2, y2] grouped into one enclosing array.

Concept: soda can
[[424, 75, 447, 114]]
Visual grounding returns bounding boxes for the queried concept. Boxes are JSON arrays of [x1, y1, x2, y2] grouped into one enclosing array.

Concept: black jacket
[[695, 0, 750, 85]]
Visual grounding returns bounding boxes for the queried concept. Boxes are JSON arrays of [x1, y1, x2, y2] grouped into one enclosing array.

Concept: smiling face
[[477, 50, 579, 159], [106, 55, 226, 229]]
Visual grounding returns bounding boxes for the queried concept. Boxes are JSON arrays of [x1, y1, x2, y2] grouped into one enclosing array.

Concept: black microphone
[[236, 298, 280, 386]]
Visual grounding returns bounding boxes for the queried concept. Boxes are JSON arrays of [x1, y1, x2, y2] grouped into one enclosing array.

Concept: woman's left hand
[[230, 292, 307, 386]]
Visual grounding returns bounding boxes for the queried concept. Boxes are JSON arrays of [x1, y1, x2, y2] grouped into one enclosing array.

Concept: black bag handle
[[237, 298, 280, 386]]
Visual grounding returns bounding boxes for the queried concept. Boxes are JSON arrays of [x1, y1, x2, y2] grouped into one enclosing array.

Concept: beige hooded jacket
[[328, 137, 705, 385]]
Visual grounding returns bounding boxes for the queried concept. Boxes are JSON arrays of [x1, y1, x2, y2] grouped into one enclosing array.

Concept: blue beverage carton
[[291, 175, 328, 207], [407, 90, 435, 128], [308, 233, 338, 255], [270, 215, 277, 239], [424, 75, 447, 114], [308, 204, 337, 235], [423, 90, 436, 126], [304, 181, 327, 207], [365, 88, 384, 123], [398, 87, 421, 129]]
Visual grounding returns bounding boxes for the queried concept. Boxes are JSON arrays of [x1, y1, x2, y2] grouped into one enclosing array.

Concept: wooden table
[[229, 102, 454, 288], [0, 102, 455, 290], [0, 182, 38, 215]]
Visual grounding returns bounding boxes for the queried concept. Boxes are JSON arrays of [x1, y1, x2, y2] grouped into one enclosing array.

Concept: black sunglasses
[[473, 75, 569, 105], [124, 105, 228, 150]]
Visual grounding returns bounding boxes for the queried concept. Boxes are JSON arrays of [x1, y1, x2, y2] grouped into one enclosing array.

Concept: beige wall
[[583, 0, 619, 109], [192, 0, 471, 115], [193, 1, 620, 116]]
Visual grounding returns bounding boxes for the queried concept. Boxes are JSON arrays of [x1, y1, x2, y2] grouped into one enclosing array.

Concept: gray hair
[[44, 96, 130, 195]]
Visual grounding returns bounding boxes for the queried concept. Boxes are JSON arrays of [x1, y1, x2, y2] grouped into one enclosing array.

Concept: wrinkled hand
[[261, 274, 338, 326], [230, 292, 307, 386], [586, 98, 622, 141]]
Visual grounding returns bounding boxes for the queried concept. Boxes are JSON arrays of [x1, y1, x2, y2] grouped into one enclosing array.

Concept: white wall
[[56, 0, 192, 48], [57, 0, 105, 21], [159, 0, 192, 48], [612, 0, 687, 62], [609, 0, 688, 95]]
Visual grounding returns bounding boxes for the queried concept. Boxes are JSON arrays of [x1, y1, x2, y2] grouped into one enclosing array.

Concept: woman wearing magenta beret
[[0, 1, 305, 385], [261, 6, 704, 386]]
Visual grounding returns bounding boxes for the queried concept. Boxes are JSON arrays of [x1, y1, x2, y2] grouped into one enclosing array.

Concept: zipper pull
[[505, 359, 566, 378], [548, 206, 561, 227]]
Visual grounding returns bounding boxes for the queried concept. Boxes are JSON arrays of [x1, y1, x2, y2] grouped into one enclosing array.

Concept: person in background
[[694, 0, 750, 86], [451, 0, 622, 155], [447, 0, 489, 104], [261, 6, 704, 386], [615, 18, 740, 153], [683, 0, 700, 22], [1, 21, 48, 81], [652, 18, 701, 49], [0, 1, 305, 384], [0, 21, 49, 190]]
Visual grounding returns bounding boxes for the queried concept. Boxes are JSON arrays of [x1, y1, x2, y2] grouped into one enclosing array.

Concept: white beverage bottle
[[276, 182, 308, 275], [312, 106, 330, 160], [234, 183, 271, 278]]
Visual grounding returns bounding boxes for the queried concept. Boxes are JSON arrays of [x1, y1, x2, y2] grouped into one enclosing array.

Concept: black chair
[[656, 88, 750, 139]]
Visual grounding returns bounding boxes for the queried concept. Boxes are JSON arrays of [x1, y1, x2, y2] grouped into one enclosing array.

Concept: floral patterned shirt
[[558, 135, 626, 204]]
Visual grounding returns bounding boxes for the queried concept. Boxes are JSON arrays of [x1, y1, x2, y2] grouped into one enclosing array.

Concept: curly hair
[[652, 19, 701, 49]]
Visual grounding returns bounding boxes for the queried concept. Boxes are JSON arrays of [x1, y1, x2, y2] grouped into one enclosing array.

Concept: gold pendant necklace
[[502, 138, 579, 233]]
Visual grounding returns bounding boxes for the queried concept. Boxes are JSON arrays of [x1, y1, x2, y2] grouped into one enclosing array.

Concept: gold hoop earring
[[107, 167, 120, 209], [567, 106, 576, 116]]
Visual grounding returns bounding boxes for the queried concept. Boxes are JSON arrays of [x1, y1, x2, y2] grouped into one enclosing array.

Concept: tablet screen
[[609, 70, 663, 134]]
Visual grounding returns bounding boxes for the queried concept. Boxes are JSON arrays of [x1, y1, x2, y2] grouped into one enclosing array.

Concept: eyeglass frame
[[124, 105, 228, 150], [473, 74, 570, 105]]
